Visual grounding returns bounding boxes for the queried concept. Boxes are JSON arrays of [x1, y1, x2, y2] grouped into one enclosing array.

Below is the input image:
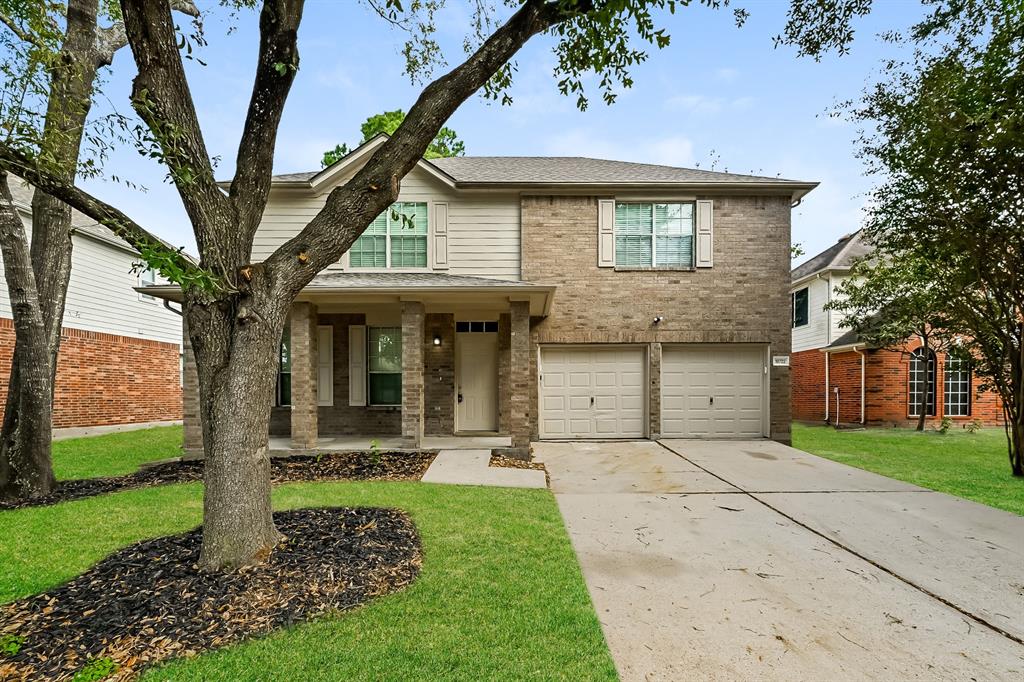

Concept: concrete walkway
[[421, 450, 546, 488], [538, 439, 1024, 681]]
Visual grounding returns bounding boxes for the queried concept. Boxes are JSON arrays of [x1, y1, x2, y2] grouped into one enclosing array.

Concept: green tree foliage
[[846, 0, 1024, 473], [322, 109, 465, 167]]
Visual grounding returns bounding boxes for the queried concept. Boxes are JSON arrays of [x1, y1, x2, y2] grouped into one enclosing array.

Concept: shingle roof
[[791, 230, 873, 282], [306, 272, 541, 289], [272, 156, 811, 187]]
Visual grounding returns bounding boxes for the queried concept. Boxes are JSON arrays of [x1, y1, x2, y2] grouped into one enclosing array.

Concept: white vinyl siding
[[791, 275, 853, 353], [614, 202, 694, 268], [251, 165, 521, 279]]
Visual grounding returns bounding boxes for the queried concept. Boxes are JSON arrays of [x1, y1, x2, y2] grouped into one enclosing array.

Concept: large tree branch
[[263, 0, 588, 292], [228, 0, 303, 233], [94, 0, 199, 67], [120, 0, 232, 268], [0, 10, 37, 46], [0, 141, 192, 268]]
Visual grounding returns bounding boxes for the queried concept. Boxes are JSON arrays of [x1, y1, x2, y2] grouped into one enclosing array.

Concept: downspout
[[854, 345, 866, 424], [824, 350, 830, 423]]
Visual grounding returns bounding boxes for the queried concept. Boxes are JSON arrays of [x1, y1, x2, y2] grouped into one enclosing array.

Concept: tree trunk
[[917, 337, 929, 432], [1011, 330, 1024, 477], [187, 291, 288, 570], [0, 175, 57, 500]]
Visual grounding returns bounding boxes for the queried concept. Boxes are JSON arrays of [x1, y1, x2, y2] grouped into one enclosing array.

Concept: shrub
[[937, 417, 953, 434], [0, 634, 24, 656], [73, 657, 118, 682]]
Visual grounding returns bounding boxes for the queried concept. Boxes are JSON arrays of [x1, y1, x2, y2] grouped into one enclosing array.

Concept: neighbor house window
[[792, 287, 809, 328], [138, 264, 156, 301], [944, 355, 972, 417], [614, 202, 694, 268], [276, 325, 291, 406], [368, 327, 402, 405], [349, 202, 428, 269], [908, 348, 936, 417]]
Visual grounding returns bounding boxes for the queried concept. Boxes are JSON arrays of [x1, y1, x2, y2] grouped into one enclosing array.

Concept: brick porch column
[[509, 300, 531, 451], [648, 342, 662, 440], [401, 300, 425, 447], [290, 302, 318, 450], [182, 319, 203, 452], [497, 313, 511, 435]]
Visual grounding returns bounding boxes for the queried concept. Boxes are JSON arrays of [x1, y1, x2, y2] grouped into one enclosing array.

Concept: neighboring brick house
[[790, 232, 1002, 427], [145, 134, 817, 453], [0, 177, 183, 429]]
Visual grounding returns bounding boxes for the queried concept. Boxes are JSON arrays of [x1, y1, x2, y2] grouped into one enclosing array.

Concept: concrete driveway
[[537, 439, 1024, 681]]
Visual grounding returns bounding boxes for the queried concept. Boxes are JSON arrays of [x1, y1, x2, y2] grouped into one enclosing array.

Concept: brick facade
[[0, 317, 182, 429], [289, 302, 319, 448], [521, 194, 793, 444], [401, 301, 425, 447], [791, 340, 1003, 427], [423, 313, 455, 436]]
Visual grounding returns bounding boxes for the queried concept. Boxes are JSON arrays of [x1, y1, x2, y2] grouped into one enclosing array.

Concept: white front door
[[456, 332, 498, 431], [539, 346, 646, 439]]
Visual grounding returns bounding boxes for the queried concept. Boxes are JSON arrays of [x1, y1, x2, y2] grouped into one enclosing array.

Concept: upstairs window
[[614, 202, 694, 268], [792, 288, 809, 328], [138, 264, 156, 301], [350, 202, 428, 269], [276, 324, 291, 406]]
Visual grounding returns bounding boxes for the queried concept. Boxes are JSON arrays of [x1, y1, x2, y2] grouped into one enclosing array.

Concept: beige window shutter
[[317, 325, 334, 407], [598, 199, 615, 267], [696, 199, 714, 268], [432, 202, 449, 269], [348, 324, 366, 406]]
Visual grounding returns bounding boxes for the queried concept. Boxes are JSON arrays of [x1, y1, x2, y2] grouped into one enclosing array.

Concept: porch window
[[349, 202, 428, 269], [944, 355, 972, 417], [276, 324, 291, 406], [614, 202, 694, 268], [368, 327, 402, 405], [908, 348, 936, 417]]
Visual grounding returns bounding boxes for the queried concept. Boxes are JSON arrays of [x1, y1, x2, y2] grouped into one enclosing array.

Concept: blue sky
[[82, 0, 929, 262]]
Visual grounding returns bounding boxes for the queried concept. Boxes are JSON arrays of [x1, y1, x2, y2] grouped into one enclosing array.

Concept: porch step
[[422, 450, 547, 489]]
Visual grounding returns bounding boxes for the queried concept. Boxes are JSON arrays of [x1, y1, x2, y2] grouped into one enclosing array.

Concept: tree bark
[[186, 284, 288, 570], [0, 174, 57, 500]]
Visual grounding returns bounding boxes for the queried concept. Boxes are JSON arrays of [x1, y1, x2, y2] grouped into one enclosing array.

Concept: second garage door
[[662, 345, 766, 438], [540, 346, 645, 439]]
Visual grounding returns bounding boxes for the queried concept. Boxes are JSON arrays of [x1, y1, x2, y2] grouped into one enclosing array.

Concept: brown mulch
[[0, 451, 438, 511], [489, 453, 546, 472], [0, 507, 422, 681]]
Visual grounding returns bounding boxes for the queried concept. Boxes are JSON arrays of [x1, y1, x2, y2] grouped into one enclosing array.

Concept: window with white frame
[[614, 202, 695, 268], [368, 327, 402, 405], [349, 202, 428, 269], [138, 264, 156, 301], [944, 355, 972, 417], [276, 325, 291, 406], [908, 348, 936, 417]]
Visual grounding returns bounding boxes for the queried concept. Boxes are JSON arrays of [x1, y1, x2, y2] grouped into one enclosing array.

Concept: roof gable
[[792, 230, 873, 282]]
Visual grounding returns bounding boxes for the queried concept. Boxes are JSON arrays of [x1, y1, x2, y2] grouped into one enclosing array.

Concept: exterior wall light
[[433, 334, 442, 346]]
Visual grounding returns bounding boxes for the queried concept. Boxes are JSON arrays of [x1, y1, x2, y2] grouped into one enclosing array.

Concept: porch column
[[290, 302, 319, 450], [182, 319, 203, 452], [509, 300, 531, 451], [648, 342, 662, 440], [401, 300, 425, 447], [497, 313, 511, 434]]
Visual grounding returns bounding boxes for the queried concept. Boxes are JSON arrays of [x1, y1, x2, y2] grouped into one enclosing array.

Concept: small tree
[[828, 252, 951, 431], [322, 109, 465, 167], [848, 1, 1024, 474]]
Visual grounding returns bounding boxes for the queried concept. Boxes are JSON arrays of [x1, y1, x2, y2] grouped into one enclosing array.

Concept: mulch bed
[[0, 451, 437, 511], [489, 454, 546, 472], [0, 507, 422, 681]]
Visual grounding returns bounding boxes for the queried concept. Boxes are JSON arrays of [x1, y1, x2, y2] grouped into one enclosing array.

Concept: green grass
[[51, 425, 184, 480], [0, 480, 616, 681], [792, 423, 1024, 516]]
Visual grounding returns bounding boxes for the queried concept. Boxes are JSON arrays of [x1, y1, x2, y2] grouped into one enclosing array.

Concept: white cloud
[[715, 67, 739, 82]]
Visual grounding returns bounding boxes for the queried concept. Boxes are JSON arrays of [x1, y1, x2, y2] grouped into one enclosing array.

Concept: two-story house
[[790, 231, 1002, 426], [1, 177, 183, 430], [148, 135, 817, 454]]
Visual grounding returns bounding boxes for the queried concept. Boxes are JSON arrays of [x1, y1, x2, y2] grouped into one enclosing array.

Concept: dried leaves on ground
[[0, 507, 422, 681], [0, 451, 437, 510], [489, 454, 545, 472]]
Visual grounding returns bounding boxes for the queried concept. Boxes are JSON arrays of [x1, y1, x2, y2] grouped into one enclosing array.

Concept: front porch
[[182, 273, 553, 456]]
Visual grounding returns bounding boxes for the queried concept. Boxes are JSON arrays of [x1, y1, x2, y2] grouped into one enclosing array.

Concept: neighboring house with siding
[[145, 134, 817, 454], [0, 177, 183, 429], [790, 231, 1002, 427]]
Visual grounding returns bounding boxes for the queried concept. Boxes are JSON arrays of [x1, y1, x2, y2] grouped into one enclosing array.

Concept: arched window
[[944, 355, 972, 417], [909, 348, 936, 417]]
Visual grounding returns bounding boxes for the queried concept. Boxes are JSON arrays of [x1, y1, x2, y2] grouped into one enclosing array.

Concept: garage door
[[662, 345, 766, 438], [540, 346, 645, 439]]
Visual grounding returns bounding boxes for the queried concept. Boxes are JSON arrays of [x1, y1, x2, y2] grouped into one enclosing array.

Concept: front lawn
[[52, 425, 183, 479], [792, 424, 1024, 516], [2, 431, 615, 680]]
